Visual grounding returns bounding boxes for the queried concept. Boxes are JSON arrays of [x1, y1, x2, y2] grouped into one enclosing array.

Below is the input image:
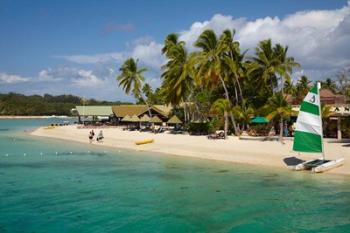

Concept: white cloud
[[38, 68, 63, 82], [0, 73, 29, 84], [131, 41, 165, 69], [55, 1, 350, 82], [54, 52, 126, 64], [55, 39, 165, 70], [72, 69, 105, 87], [179, 1, 350, 80]]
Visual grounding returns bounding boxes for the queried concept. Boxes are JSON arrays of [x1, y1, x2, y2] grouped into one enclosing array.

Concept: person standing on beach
[[89, 131, 93, 143], [97, 130, 104, 142]]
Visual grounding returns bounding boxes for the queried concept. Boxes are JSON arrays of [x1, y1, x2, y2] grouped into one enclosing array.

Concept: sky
[[1, 0, 350, 101]]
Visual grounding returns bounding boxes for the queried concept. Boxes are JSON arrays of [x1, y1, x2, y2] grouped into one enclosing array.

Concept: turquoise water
[[0, 120, 350, 232]]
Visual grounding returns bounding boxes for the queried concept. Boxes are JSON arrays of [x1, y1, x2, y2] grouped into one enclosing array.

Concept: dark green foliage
[[0, 92, 129, 116], [187, 122, 211, 135], [187, 119, 220, 135]]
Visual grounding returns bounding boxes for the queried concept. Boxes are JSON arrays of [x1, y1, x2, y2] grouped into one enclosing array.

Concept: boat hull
[[294, 158, 344, 173], [312, 158, 345, 173]]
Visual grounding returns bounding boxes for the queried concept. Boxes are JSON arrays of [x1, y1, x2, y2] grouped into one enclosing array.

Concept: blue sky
[[0, 0, 349, 101]]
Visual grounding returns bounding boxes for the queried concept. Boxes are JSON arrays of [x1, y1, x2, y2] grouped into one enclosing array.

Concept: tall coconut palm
[[117, 58, 152, 117], [247, 39, 299, 95], [161, 33, 194, 123], [283, 79, 295, 95], [162, 33, 180, 55], [210, 98, 231, 139], [265, 92, 292, 142], [273, 43, 300, 94], [295, 75, 311, 104], [220, 29, 246, 104], [192, 29, 240, 135], [142, 83, 153, 103]]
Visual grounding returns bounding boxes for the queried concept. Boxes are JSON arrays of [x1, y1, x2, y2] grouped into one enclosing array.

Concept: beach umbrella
[[167, 115, 182, 124], [250, 116, 269, 124], [139, 115, 150, 122], [121, 115, 131, 122], [150, 115, 162, 123], [130, 115, 140, 122]]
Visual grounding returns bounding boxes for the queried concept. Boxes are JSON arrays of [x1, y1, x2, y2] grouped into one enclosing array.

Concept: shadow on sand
[[283, 156, 305, 166], [326, 139, 350, 147]]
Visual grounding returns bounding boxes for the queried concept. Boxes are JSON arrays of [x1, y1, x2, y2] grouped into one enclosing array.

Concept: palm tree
[[141, 83, 154, 104], [162, 33, 180, 55], [142, 83, 153, 98], [161, 33, 194, 123], [283, 79, 295, 95], [210, 98, 231, 139], [232, 101, 255, 131], [117, 58, 152, 117], [247, 39, 299, 94], [321, 78, 337, 93], [295, 75, 311, 104], [161, 33, 193, 107], [192, 29, 240, 135], [220, 30, 247, 104], [265, 92, 292, 142], [273, 43, 300, 94]]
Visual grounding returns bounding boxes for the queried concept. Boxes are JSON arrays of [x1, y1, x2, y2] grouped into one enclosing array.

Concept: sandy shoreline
[[31, 125, 350, 176], [0, 116, 70, 119]]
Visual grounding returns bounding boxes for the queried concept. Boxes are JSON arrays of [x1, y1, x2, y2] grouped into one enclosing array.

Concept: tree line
[[0, 93, 130, 116]]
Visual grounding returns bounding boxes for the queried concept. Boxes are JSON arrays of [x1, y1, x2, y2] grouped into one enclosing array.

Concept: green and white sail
[[293, 82, 323, 153]]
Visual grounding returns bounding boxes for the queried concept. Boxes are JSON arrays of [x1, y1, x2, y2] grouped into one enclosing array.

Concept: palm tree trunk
[[144, 100, 153, 118], [234, 74, 243, 104], [224, 111, 228, 139], [233, 84, 238, 105], [270, 77, 274, 93], [219, 75, 240, 135], [279, 117, 283, 143], [138, 94, 153, 118]]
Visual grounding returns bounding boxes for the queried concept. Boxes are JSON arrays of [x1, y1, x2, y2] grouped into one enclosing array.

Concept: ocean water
[[0, 119, 350, 233]]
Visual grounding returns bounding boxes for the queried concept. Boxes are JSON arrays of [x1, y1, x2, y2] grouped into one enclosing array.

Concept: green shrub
[[188, 122, 210, 135]]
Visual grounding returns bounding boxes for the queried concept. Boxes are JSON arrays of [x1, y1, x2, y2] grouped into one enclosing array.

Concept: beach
[[31, 125, 350, 176], [0, 116, 69, 119]]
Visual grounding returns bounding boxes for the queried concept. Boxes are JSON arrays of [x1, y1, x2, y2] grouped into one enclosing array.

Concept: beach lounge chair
[[207, 131, 225, 139]]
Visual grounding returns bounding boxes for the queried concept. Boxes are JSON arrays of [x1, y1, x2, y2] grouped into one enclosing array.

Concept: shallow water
[[0, 119, 350, 232]]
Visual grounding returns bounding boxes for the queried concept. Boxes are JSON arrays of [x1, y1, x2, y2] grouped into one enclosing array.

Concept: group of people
[[88, 130, 104, 143]]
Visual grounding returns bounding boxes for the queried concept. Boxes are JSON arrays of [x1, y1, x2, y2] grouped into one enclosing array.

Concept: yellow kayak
[[135, 139, 154, 145]]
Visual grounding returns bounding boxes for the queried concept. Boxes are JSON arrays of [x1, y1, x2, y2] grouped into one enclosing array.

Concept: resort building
[[74, 106, 114, 124], [112, 105, 170, 123], [288, 89, 349, 139], [73, 105, 172, 124]]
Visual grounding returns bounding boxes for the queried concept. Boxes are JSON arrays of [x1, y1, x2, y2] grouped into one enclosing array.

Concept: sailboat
[[293, 82, 344, 173]]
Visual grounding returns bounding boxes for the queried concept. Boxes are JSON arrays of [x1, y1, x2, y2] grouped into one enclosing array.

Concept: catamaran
[[293, 82, 344, 173]]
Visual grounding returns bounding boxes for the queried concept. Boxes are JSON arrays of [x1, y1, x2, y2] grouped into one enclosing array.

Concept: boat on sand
[[292, 82, 344, 173]]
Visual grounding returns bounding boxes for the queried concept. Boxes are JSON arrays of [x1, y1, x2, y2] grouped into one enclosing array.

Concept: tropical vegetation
[[0, 93, 129, 116], [116, 28, 350, 140]]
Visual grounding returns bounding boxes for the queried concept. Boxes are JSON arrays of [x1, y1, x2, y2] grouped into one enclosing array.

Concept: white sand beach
[[31, 125, 350, 176], [0, 116, 69, 119]]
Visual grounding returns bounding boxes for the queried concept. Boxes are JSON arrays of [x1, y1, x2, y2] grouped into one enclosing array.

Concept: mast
[[317, 82, 325, 160]]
